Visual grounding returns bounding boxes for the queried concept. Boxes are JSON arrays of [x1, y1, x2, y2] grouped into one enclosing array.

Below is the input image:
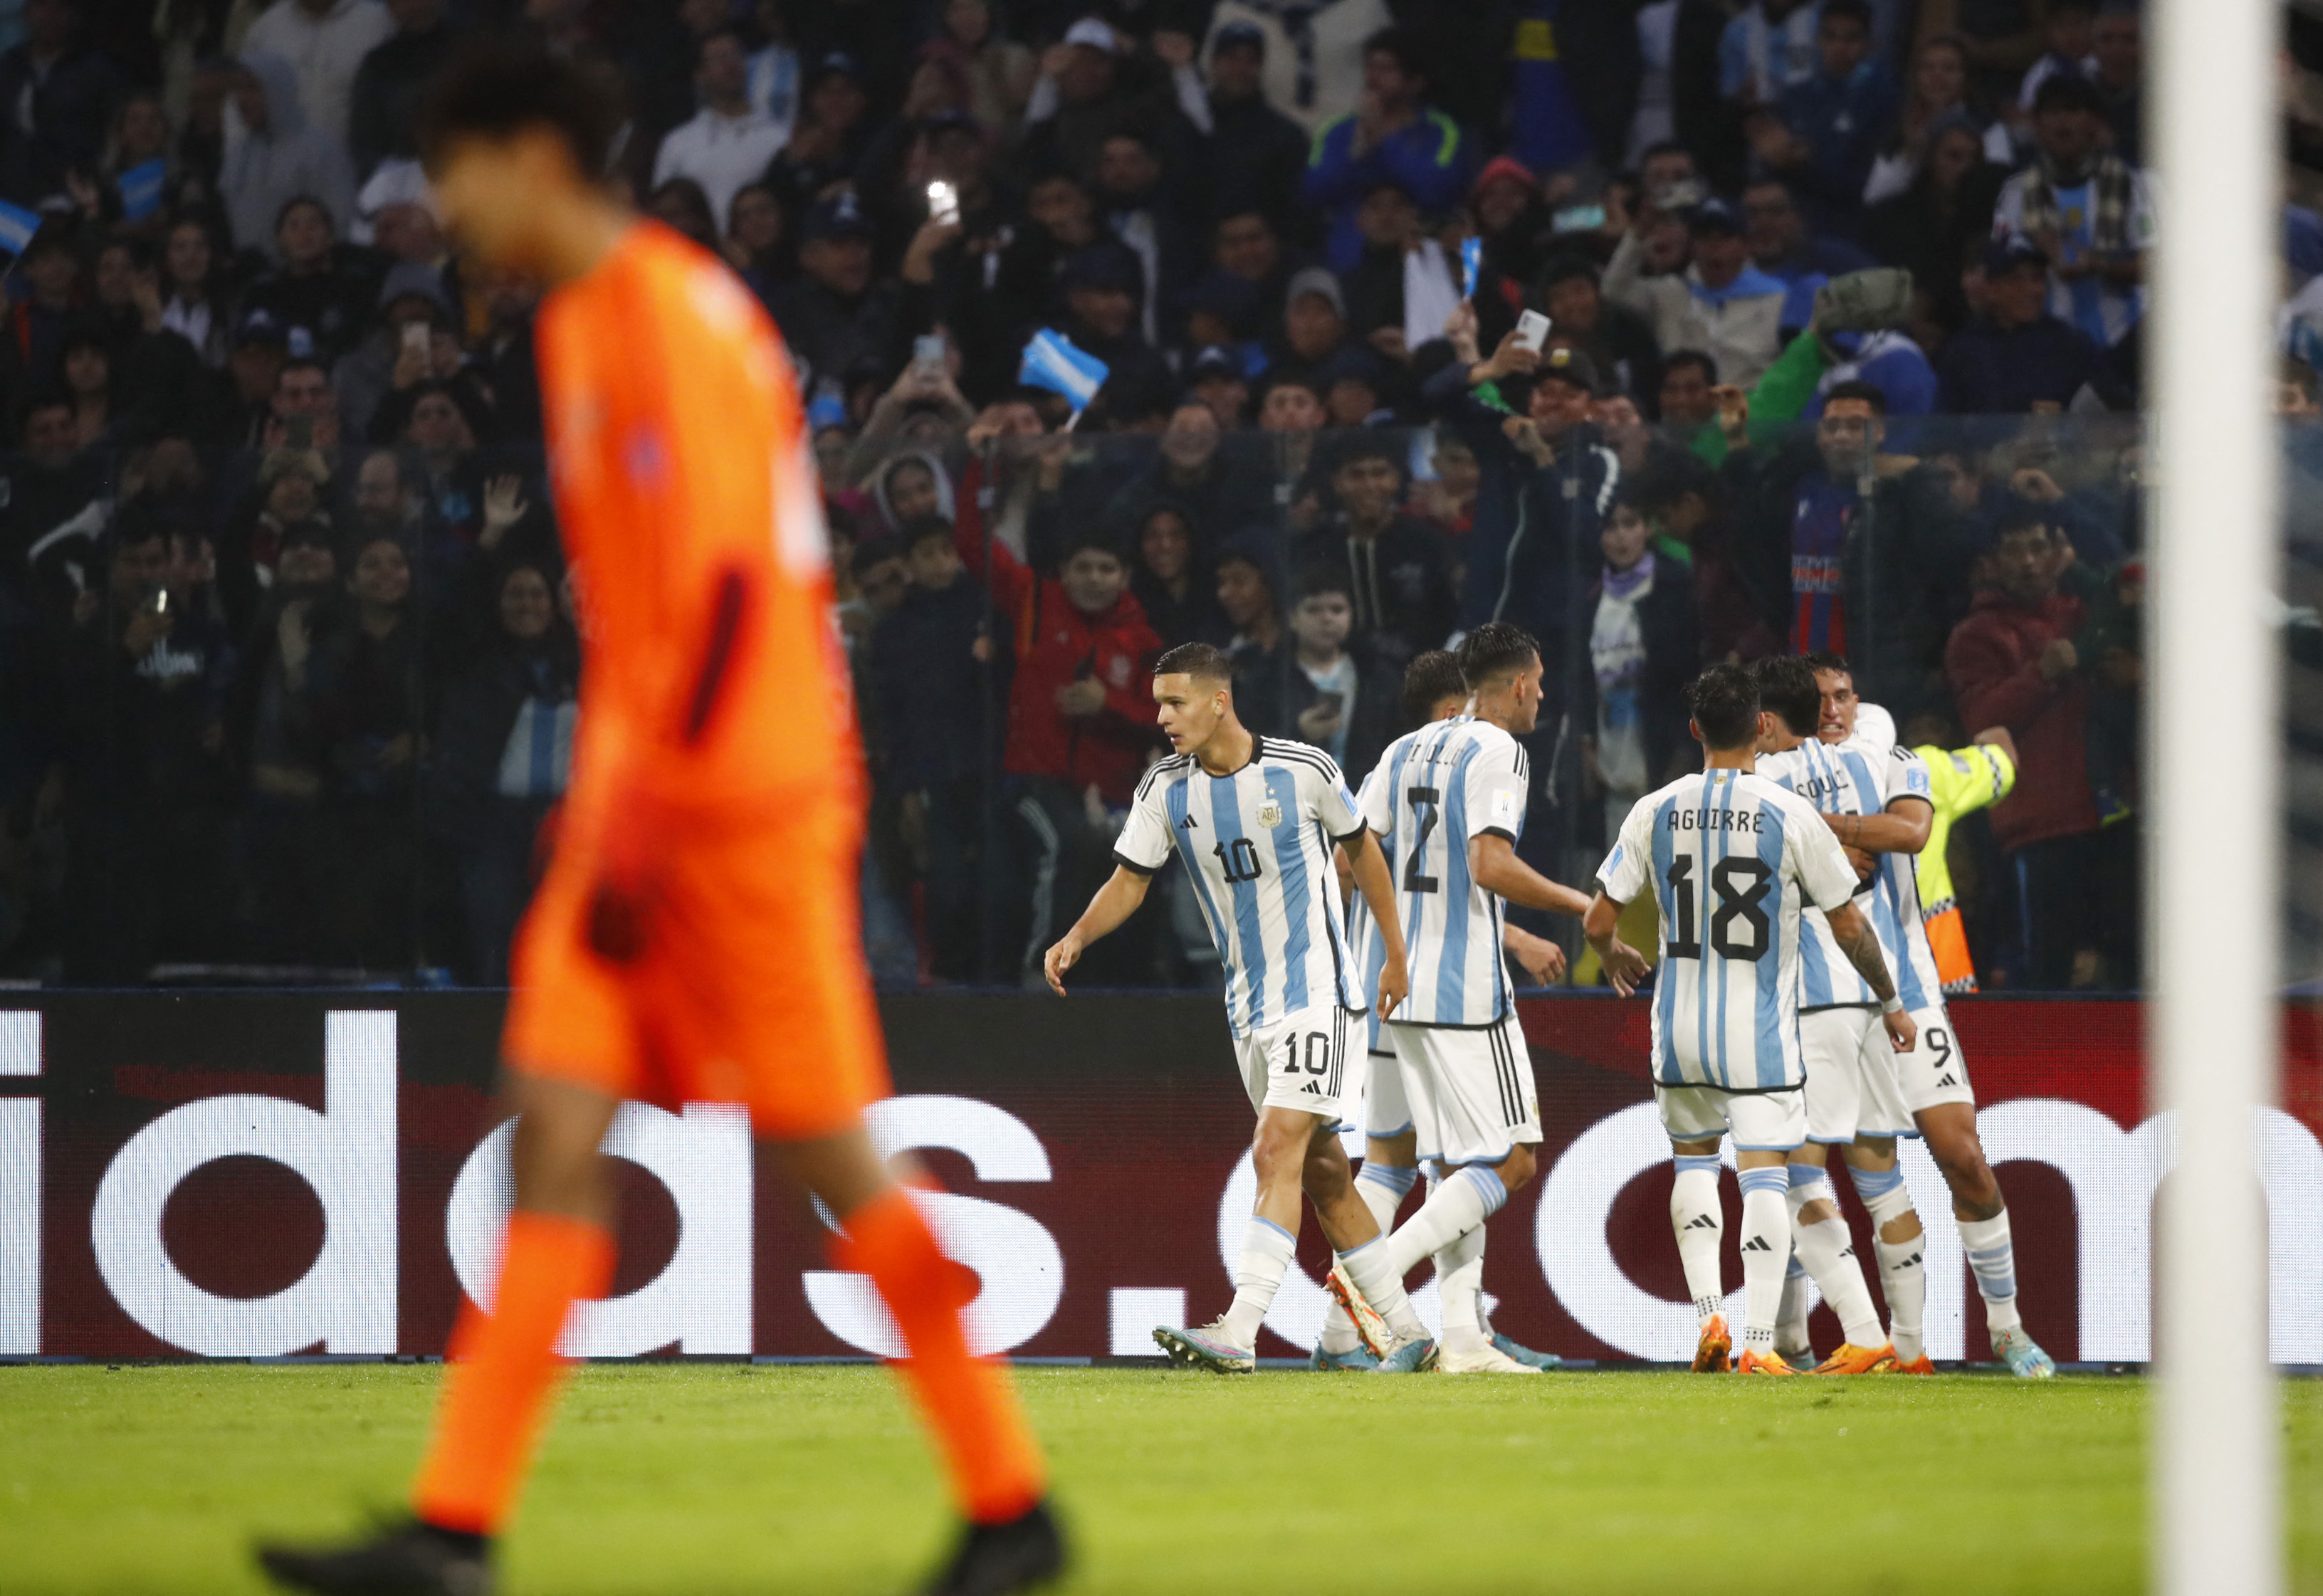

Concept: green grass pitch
[[4, 1365, 2322, 1594]]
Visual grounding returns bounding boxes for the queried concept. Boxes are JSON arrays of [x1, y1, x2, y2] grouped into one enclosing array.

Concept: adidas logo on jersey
[[1936, 1074, 1958, 1087], [1683, 1214, 1719, 1231], [1741, 1236, 1774, 1253], [1301, 1081, 1323, 1096], [1178, 812, 1198, 831]]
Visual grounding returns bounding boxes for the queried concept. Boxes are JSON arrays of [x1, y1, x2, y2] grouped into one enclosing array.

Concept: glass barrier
[[0, 408, 2235, 996]]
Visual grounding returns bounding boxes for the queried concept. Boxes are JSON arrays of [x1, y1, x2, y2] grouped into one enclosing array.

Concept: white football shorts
[[1802, 1005, 1912, 1143], [1889, 1004, 1976, 1116], [1652, 1081, 1807, 1152], [1387, 1012, 1541, 1167], [1362, 1045, 1412, 1139], [1237, 1003, 1364, 1130]]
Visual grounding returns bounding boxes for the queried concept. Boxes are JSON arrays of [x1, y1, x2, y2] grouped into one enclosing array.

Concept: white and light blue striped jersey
[[1598, 769, 1862, 1092], [1858, 737, 1943, 1014], [1351, 715, 1530, 1029], [1756, 737, 1886, 1009], [1115, 737, 1368, 1037]]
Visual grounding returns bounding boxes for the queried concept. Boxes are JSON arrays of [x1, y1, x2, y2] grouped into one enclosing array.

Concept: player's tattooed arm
[[1043, 865, 1152, 995], [1828, 899, 1917, 1053], [1341, 827, 1409, 1019], [1820, 797, 1933, 856], [1582, 890, 1650, 997]]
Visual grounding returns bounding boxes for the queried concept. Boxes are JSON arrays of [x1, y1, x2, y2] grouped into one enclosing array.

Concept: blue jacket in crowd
[[1302, 107, 1479, 275]]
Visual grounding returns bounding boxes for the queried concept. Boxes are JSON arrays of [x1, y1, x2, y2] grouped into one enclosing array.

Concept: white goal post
[[2151, 0, 2282, 1590]]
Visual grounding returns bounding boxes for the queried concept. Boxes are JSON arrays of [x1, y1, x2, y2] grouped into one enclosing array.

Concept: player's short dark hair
[[1457, 621, 1540, 690], [1753, 655, 1822, 737], [419, 41, 626, 179], [1684, 664, 1761, 752], [1800, 649, 1853, 680], [899, 514, 954, 555], [1155, 641, 1234, 683], [1402, 649, 1468, 722], [1823, 379, 1887, 415]]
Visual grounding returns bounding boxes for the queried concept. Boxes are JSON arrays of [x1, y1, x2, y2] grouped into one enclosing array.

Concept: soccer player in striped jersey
[[1749, 656, 1907, 1374], [1319, 644, 1586, 1373], [1585, 664, 1910, 1375], [1043, 643, 1441, 1374], [1805, 656, 2056, 1377]]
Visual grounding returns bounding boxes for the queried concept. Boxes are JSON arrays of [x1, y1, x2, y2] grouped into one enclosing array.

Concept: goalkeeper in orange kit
[[255, 45, 1059, 1596]]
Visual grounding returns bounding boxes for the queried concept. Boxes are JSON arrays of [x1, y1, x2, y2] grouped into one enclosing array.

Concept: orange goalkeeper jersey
[[535, 220, 859, 827]]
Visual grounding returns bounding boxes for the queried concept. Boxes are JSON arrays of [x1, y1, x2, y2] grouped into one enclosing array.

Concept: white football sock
[[1853, 1163, 1925, 1364], [1776, 1259, 1813, 1358], [1792, 1214, 1884, 1350], [1736, 1167, 1791, 1353], [1220, 1214, 1297, 1350], [1355, 1160, 1419, 1232], [1433, 1224, 1488, 1354], [1337, 1234, 1427, 1342], [1958, 1209, 2023, 1334], [1320, 1162, 1420, 1353], [1669, 1155, 1725, 1326], [1386, 1164, 1505, 1276]]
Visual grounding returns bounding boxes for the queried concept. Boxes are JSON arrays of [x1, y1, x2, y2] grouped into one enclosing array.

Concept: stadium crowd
[[0, 0, 2285, 996]]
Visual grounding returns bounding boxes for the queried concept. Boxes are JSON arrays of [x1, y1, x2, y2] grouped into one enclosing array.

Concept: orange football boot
[[1736, 1347, 1798, 1375], [1692, 1315, 1732, 1373], [1887, 1353, 1936, 1375], [1811, 1342, 1899, 1375]]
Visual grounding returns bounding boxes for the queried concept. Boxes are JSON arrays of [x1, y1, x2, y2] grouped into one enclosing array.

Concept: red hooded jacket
[[1944, 586, 2099, 850], [955, 463, 1162, 803]]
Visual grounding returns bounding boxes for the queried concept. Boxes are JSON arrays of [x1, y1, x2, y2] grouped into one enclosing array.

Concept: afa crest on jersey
[[1257, 799, 1283, 829]]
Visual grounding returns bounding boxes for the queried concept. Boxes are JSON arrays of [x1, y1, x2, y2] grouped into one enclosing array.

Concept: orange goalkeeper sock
[[411, 1210, 614, 1535], [832, 1187, 1047, 1524]]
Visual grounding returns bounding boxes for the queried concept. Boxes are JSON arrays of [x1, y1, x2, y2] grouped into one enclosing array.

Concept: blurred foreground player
[[256, 47, 1059, 1596]]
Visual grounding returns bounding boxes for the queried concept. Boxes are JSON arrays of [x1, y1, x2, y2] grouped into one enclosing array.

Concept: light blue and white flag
[[0, 199, 41, 259], [117, 160, 166, 223], [1461, 236, 1482, 298], [1018, 327, 1109, 412]]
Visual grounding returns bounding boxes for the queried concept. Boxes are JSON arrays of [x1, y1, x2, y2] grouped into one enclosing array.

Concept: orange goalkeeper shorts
[[503, 794, 891, 1140]]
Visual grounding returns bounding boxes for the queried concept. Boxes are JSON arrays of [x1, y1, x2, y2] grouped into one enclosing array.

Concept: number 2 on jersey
[[1402, 787, 1440, 893], [1664, 856, 1773, 960]]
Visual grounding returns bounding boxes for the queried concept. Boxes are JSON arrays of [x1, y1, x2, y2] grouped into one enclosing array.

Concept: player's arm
[[1582, 890, 1650, 997], [1043, 863, 1153, 995], [1820, 797, 1933, 856], [1341, 825, 1409, 1019], [1827, 898, 1916, 1054], [1471, 833, 1593, 916], [582, 564, 757, 960], [1503, 921, 1566, 986]]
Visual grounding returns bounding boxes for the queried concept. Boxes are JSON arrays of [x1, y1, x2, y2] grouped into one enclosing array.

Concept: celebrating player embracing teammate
[[1585, 664, 1913, 1375]]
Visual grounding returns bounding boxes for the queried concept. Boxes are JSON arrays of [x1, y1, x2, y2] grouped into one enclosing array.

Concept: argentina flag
[[1017, 328, 1108, 413], [0, 198, 40, 258], [117, 160, 166, 224]]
